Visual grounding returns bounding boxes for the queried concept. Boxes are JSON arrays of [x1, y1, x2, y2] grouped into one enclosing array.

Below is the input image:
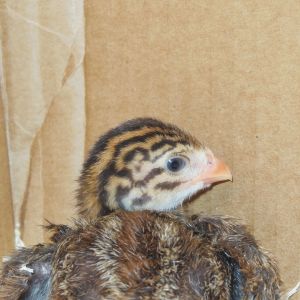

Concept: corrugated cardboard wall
[[1, 0, 299, 294]]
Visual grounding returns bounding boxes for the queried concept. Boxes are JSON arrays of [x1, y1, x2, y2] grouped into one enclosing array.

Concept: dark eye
[[167, 157, 186, 172]]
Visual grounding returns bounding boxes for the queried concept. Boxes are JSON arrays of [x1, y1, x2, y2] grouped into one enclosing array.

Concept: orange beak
[[193, 149, 232, 186], [199, 157, 232, 184]]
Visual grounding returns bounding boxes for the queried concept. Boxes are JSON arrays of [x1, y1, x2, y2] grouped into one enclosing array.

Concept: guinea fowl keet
[[77, 118, 232, 218], [0, 118, 281, 299]]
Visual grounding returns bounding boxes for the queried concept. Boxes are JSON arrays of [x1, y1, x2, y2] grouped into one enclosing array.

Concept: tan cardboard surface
[[0, 96, 14, 257], [0, 0, 299, 295], [0, 0, 85, 246]]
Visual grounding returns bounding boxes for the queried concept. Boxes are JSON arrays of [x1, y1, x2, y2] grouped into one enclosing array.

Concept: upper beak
[[197, 148, 232, 185]]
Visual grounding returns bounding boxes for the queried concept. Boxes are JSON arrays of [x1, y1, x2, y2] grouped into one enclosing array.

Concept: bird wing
[[184, 214, 281, 299]]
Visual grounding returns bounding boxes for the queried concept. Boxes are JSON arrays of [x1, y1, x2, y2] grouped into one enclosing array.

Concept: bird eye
[[166, 157, 186, 172]]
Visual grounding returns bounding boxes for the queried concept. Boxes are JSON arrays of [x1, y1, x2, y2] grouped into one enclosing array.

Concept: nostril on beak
[[204, 148, 215, 165]]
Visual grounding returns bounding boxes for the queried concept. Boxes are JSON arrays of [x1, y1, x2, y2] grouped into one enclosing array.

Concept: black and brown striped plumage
[[77, 118, 231, 219], [0, 211, 281, 299], [0, 118, 281, 299]]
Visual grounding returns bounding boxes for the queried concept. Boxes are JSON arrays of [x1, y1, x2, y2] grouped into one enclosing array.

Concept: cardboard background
[[1, 0, 299, 294], [0, 0, 85, 246]]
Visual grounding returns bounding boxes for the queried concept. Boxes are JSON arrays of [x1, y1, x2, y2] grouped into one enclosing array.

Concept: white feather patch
[[20, 264, 34, 273]]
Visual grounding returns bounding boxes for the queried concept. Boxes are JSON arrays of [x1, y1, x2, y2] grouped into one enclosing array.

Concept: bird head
[[77, 118, 232, 219]]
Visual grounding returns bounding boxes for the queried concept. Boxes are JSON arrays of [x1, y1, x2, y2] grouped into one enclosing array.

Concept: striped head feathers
[[77, 118, 232, 219]]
